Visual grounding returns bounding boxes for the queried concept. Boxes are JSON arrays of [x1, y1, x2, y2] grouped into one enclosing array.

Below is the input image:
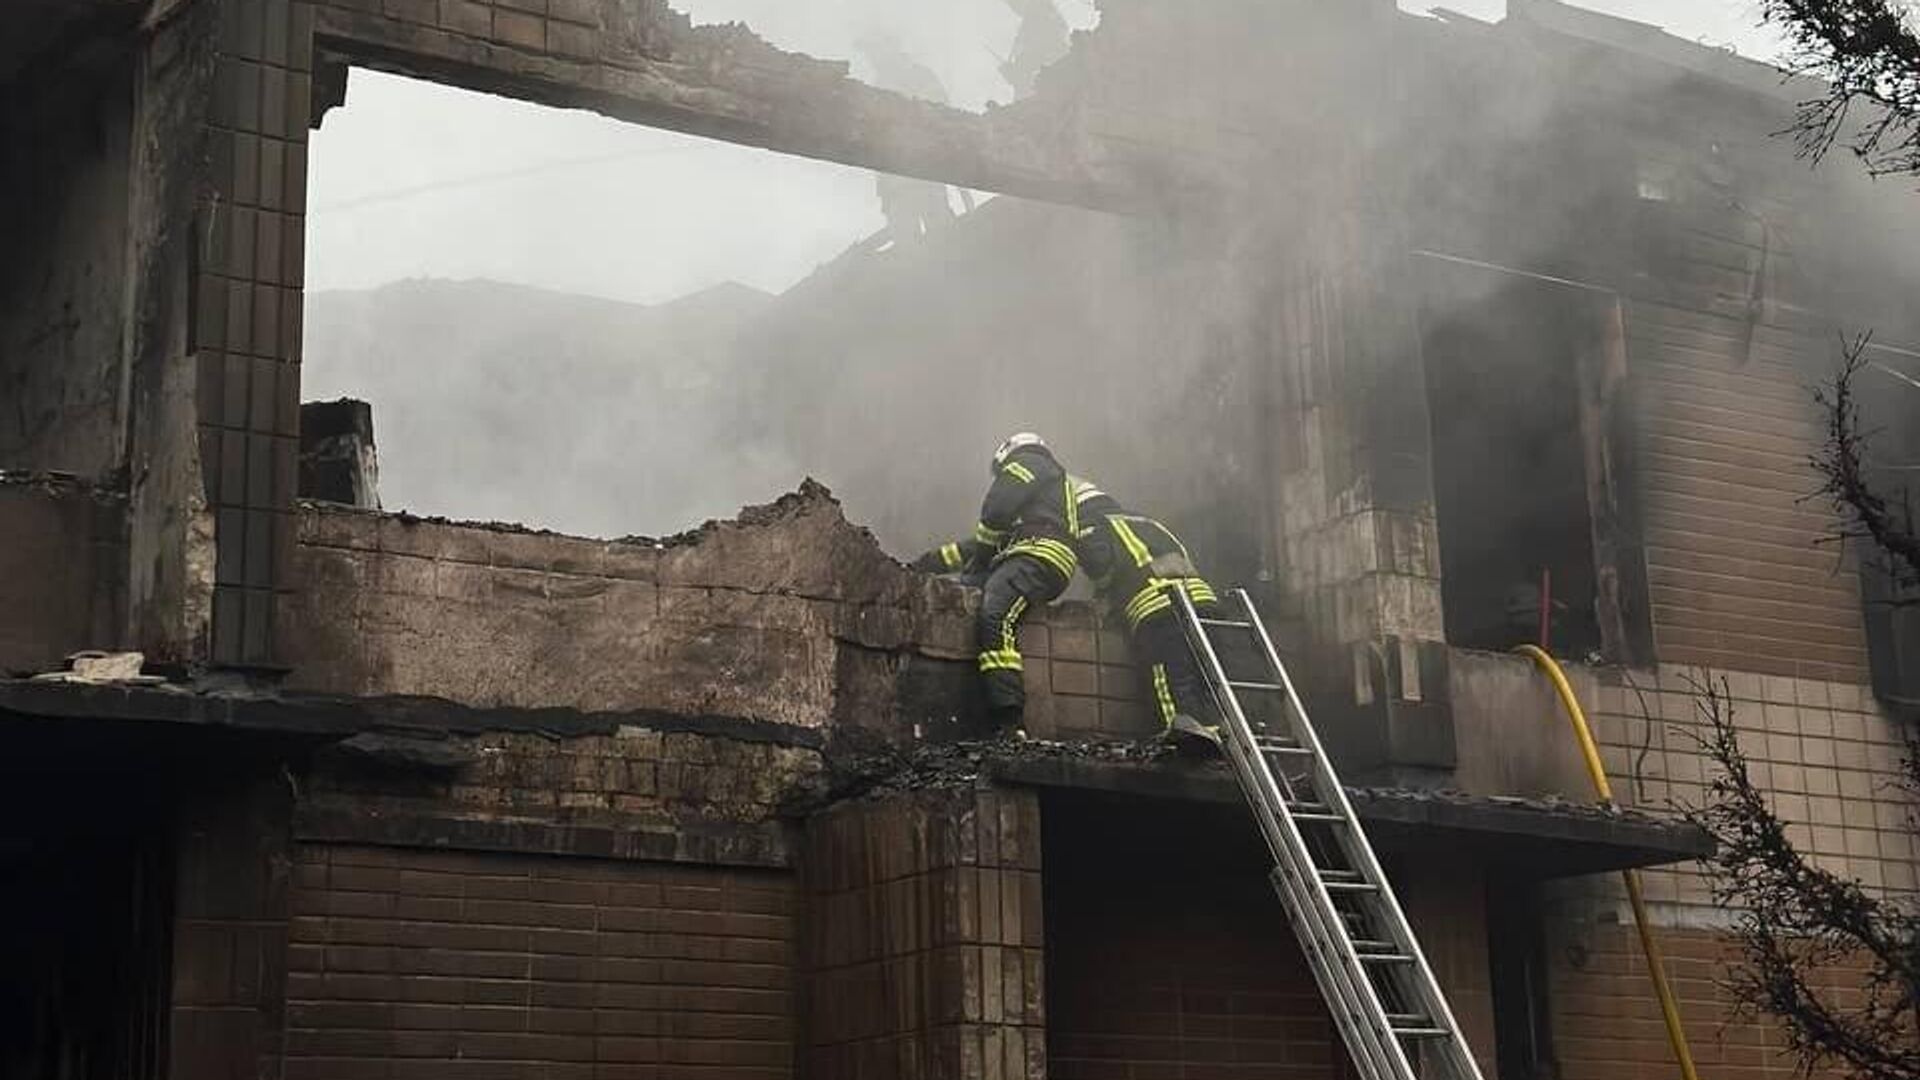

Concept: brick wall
[[287, 844, 796, 1079], [300, 724, 822, 869], [195, 0, 314, 665], [1581, 666, 1918, 900], [171, 774, 297, 1080], [1014, 604, 1157, 743], [1524, 661, 1914, 1079], [1044, 794, 1346, 1080], [1627, 299, 1870, 685], [283, 492, 1186, 744], [282, 490, 975, 728], [801, 788, 1045, 1080], [1546, 920, 1869, 1080]]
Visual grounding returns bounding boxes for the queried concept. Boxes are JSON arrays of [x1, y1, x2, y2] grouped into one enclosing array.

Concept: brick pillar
[[121, 0, 313, 667], [169, 772, 295, 1080], [193, 0, 314, 665], [801, 787, 1046, 1080], [1269, 238, 1454, 784]]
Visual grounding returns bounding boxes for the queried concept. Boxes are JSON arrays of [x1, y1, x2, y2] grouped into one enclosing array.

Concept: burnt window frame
[[1412, 255, 1655, 666]]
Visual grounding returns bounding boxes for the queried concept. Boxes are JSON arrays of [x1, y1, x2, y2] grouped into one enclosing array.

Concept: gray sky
[[304, 0, 1790, 306]]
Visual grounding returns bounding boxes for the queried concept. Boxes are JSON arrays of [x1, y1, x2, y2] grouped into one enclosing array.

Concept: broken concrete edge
[[0, 468, 126, 501], [794, 730, 1711, 867], [298, 477, 854, 550], [0, 678, 827, 750], [293, 798, 792, 870], [299, 477, 914, 568]]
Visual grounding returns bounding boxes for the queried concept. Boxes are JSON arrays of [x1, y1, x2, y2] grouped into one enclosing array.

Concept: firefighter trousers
[[1130, 603, 1218, 731], [975, 554, 1069, 720]]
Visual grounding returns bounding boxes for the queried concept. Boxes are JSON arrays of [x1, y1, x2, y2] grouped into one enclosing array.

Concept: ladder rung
[[1290, 808, 1345, 823], [1393, 1026, 1452, 1039], [1356, 950, 1416, 964], [1257, 741, 1313, 756], [1227, 679, 1285, 693], [1197, 617, 1255, 630], [1322, 879, 1378, 894]]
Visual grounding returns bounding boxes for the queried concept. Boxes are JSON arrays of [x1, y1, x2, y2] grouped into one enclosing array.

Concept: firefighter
[[1069, 477, 1222, 741], [915, 433, 1080, 728]]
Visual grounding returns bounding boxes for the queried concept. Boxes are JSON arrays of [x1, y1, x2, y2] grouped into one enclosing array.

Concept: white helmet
[[992, 432, 1046, 474]]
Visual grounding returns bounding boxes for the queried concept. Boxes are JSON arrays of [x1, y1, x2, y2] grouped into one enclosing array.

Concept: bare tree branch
[[1811, 334, 1920, 591], [1684, 673, 1920, 1080], [1761, 0, 1920, 176]]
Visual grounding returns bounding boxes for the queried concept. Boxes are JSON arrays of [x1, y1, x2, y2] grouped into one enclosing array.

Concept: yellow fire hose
[[1516, 644, 1701, 1080]]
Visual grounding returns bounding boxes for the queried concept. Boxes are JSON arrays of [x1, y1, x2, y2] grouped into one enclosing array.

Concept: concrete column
[[1269, 235, 1455, 784], [801, 786, 1046, 1080]]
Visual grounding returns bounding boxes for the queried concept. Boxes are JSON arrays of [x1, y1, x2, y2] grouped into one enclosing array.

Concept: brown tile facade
[[1630, 300, 1871, 685], [197, 0, 314, 665], [1547, 919, 1870, 1080], [1044, 794, 1345, 1080], [286, 844, 797, 1079], [802, 789, 1046, 1080]]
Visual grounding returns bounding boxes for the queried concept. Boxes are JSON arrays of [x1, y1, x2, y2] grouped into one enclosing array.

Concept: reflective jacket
[[1070, 480, 1215, 629], [918, 445, 1079, 581]]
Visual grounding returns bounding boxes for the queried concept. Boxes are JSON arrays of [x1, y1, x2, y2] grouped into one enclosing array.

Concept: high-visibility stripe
[[1003, 461, 1035, 483], [1151, 664, 1177, 726], [975, 521, 1007, 546], [940, 542, 964, 570], [978, 648, 1024, 672], [1005, 537, 1077, 579], [1063, 477, 1079, 537], [1003, 596, 1029, 652], [1070, 478, 1105, 538], [1126, 592, 1174, 628], [1124, 577, 1217, 629], [1110, 517, 1153, 569]]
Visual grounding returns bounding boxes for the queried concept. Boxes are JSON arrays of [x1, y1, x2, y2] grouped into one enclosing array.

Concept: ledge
[[0, 678, 826, 750], [987, 754, 1712, 879]]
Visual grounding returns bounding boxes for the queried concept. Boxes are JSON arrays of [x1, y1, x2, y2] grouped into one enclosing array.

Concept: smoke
[[301, 0, 1920, 584]]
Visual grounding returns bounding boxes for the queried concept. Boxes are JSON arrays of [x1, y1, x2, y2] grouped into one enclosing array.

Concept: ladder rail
[[1174, 586, 1488, 1080], [1232, 588, 1486, 1080], [1219, 727, 1406, 1080], [1177, 589, 1418, 1080]]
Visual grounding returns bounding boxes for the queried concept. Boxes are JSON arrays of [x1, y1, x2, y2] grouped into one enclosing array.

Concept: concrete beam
[[309, 0, 1158, 211]]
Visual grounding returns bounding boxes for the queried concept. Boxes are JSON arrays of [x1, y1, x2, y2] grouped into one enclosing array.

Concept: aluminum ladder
[[1173, 587, 1486, 1080]]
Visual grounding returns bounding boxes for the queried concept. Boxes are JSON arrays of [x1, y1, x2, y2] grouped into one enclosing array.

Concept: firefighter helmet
[[992, 432, 1046, 475]]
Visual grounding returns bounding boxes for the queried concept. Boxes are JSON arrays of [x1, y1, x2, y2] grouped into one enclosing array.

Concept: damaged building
[[2, 1, 1918, 1079]]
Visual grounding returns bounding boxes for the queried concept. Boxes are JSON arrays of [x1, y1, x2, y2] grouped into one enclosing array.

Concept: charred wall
[[278, 481, 1199, 746], [280, 483, 985, 732], [1042, 792, 1500, 1079], [6, 0, 1150, 674], [0, 47, 135, 478], [0, 474, 126, 674]]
